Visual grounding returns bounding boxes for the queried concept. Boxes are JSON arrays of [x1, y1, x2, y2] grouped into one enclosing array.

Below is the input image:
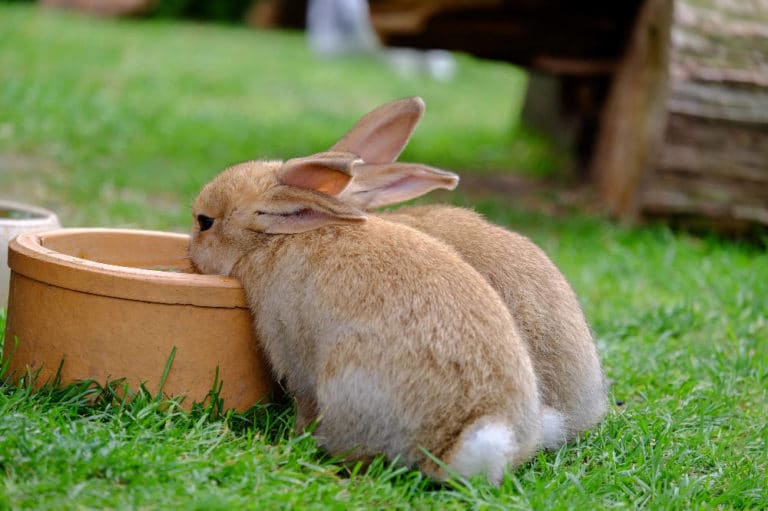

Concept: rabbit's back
[[379, 205, 608, 444], [234, 217, 541, 477]]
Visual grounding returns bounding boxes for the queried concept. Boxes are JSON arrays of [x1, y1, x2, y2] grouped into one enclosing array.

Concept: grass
[[1, 4, 767, 509], [0, 3, 559, 231]]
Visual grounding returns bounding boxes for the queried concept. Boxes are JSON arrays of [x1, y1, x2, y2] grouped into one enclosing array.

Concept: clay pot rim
[[0, 200, 60, 226], [9, 228, 248, 308]]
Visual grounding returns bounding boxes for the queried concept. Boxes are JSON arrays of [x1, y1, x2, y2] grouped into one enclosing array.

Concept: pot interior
[[0, 207, 48, 220], [40, 230, 196, 273]]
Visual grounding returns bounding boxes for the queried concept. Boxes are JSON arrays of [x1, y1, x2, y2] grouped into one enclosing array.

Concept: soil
[[452, 172, 600, 217]]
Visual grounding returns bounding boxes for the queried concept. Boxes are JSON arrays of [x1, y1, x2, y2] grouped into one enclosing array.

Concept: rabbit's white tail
[[540, 406, 567, 449], [446, 420, 517, 485]]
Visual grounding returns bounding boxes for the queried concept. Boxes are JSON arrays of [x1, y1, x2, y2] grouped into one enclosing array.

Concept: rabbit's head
[[189, 153, 367, 275], [333, 97, 460, 209], [190, 97, 459, 273]]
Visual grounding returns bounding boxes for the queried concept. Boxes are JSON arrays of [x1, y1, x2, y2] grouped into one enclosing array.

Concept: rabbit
[[188, 151, 543, 485], [329, 97, 608, 448]]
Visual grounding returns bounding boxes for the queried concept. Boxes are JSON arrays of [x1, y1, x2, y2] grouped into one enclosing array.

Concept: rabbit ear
[[330, 97, 425, 164], [278, 151, 361, 195], [253, 186, 367, 234], [340, 162, 459, 210], [255, 154, 366, 234]]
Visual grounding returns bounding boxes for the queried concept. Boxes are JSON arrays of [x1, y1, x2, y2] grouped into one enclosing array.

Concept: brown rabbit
[[189, 153, 542, 485], [332, 97, 608, 448]]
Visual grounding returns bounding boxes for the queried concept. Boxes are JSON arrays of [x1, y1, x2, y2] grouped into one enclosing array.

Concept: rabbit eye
[[197, 214, 214, 232]]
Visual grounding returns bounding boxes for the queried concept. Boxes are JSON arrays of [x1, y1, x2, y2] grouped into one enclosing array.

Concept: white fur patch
[[316, 366, 413, 462], [540, 406, 567, 450], [449, 421, 517, 485]]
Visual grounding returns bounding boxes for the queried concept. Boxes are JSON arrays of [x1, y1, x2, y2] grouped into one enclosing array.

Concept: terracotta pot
[[3, 228, 276, 410], [1, 200, 61, 309]]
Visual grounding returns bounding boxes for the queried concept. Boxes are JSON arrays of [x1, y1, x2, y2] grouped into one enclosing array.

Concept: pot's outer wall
[[3, 229, 276, 411]]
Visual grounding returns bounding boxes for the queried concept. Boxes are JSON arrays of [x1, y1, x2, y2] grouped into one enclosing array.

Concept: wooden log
[[591, 0, 674, 219], [635, 0, 768, 231], [640, 114, 768, 223], [246, 0, 306, 29], [594, 0, 768, 231], [655, 114, 768, 182], [40, 0, 154, 16], [668, 1, 768, 123], [370, 1, 642, 69]]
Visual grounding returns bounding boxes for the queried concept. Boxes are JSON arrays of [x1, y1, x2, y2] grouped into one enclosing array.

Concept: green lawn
[[0, 3, 558, 231], [1, 4, 767, 510]]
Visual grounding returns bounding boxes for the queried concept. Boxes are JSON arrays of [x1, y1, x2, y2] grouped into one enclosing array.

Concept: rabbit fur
[[189, 155, 542, 485], [332, 97, 608, 448]]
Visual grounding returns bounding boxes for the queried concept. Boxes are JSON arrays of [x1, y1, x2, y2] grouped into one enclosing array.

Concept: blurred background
[[0, 0, 766, 236]]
